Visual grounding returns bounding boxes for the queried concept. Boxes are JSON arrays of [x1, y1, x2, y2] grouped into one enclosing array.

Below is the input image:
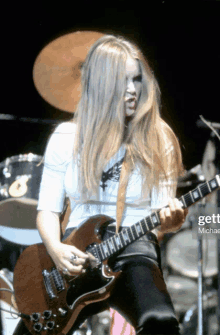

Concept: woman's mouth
[[126, 98, 136, 109]]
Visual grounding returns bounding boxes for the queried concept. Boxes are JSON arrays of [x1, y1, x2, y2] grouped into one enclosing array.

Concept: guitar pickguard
[[66, 264, 113, 309]]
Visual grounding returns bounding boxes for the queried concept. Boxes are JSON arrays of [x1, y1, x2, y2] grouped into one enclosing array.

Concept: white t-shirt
[[37, 122, 175, 234]]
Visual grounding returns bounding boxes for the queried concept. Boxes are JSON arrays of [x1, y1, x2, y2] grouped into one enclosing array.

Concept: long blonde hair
[[73, 35, 183, 200]]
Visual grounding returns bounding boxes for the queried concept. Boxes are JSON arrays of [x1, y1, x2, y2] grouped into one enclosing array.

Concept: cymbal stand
[[217, 167, 220, 334], [197, 200, 206, 335]]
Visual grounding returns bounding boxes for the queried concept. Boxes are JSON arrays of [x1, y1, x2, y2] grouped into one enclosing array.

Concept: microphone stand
[[197, 200, 206, 335]]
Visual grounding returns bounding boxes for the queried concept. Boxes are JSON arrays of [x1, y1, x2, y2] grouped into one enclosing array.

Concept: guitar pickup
[[42, 270, 57, 299]]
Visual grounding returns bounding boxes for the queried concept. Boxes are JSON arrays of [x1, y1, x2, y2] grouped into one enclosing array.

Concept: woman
[[15, 34, 188, 335]]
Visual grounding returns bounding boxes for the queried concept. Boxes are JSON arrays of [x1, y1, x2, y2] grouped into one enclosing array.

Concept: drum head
[[166, 230, 217, 278], [0, 199, 38, 229], [166, 275, 197, 314]]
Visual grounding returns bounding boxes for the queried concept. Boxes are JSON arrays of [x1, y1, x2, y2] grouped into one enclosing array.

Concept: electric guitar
[[13, 174, 220, 334]]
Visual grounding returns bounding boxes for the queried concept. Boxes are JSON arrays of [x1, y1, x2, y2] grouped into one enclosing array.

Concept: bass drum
[[181, 290, 218, 335], [165, 275, 198, 316], [0, 153, 43, 246], [166, 229, 218, 278], [0, 269, 20, 335]]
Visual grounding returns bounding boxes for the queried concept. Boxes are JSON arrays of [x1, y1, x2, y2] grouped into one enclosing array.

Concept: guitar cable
[[0, 288, 30, 320], [0, 306, 30, 320]]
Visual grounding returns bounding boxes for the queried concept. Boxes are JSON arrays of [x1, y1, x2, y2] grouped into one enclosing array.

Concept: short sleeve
[[37, 122, 76, 213]]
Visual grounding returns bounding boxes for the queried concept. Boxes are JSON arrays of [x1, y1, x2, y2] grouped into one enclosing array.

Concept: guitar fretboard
[[92, 175, 220, 262]]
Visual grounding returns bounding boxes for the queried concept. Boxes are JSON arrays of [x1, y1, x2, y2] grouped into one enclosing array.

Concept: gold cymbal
[[33, 31, 104, 113]]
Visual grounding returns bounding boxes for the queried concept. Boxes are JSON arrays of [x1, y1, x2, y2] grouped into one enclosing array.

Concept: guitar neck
[[94, 174, 220, 262]]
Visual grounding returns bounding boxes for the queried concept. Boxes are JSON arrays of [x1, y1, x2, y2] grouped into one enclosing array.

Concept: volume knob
[[31, 313, 41, 322], [46, 321, 55, 330], [43, 310, 52, 320], [33, 323, 43, 333]]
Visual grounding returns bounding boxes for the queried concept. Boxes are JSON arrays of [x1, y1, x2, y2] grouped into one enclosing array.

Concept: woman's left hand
[[159, 198, 188, 233]]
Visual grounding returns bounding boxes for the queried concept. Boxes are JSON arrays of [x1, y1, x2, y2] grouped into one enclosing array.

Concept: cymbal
[[33, 31, 104, 113]]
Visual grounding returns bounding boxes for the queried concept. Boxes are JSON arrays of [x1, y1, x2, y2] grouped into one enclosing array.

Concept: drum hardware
[[0, 269, 13, 285], [2, 167, 11, 179], [178, 164, 205, 187], [182, 290, 218, 335], [91, 310, 111, 335], [0, 185, 9, 198], [8, 175, 30, 198], [196, 118, 220, 130], [201, 119, 220, 333], [71, 311, 111, 335], [177, 165, 205, 200], [0, 269, 21, 334]]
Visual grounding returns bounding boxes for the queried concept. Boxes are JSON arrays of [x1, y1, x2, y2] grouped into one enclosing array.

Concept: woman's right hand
[[47, 242, 89, 276], [36, 211, 95, 276]]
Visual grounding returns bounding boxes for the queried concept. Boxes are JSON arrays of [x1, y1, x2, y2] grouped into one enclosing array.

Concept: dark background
[[1, 0, 220, 171]]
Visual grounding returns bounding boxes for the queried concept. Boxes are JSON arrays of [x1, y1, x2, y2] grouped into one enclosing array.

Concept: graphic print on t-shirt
[[100, 157, 124, 191]]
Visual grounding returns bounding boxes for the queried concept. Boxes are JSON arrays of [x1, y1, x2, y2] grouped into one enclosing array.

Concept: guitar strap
[[60, 157, 129, 236], [116, 157, 129, 233], [60, 198, 71, 238]]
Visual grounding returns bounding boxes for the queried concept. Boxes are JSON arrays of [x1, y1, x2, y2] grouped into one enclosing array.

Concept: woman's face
[[124, 56, 142, 117]]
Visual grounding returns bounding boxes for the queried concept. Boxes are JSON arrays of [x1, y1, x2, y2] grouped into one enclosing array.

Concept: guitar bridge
[[51, 268, 65, 292], [42, 268, 65, 299], [42, 270, 57, 299]]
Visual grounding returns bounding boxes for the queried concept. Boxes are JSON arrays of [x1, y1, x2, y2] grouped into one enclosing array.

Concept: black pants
[[13, 227, 179, 335]]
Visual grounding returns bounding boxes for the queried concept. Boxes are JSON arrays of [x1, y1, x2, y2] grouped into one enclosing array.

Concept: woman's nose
[[126, 81, 136, 95]]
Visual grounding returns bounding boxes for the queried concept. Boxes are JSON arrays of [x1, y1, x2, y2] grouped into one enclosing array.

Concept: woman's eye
[[134, 75, 142, 82]]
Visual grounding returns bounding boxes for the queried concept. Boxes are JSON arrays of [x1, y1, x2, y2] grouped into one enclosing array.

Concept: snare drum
[[0, 269, 20, 335]]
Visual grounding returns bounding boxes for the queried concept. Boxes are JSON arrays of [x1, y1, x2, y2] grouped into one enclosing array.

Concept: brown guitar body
[[13, 215, 120, 335]]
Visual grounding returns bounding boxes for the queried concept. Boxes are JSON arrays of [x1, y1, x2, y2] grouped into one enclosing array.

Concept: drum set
[[0, 154, 219, 335]]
